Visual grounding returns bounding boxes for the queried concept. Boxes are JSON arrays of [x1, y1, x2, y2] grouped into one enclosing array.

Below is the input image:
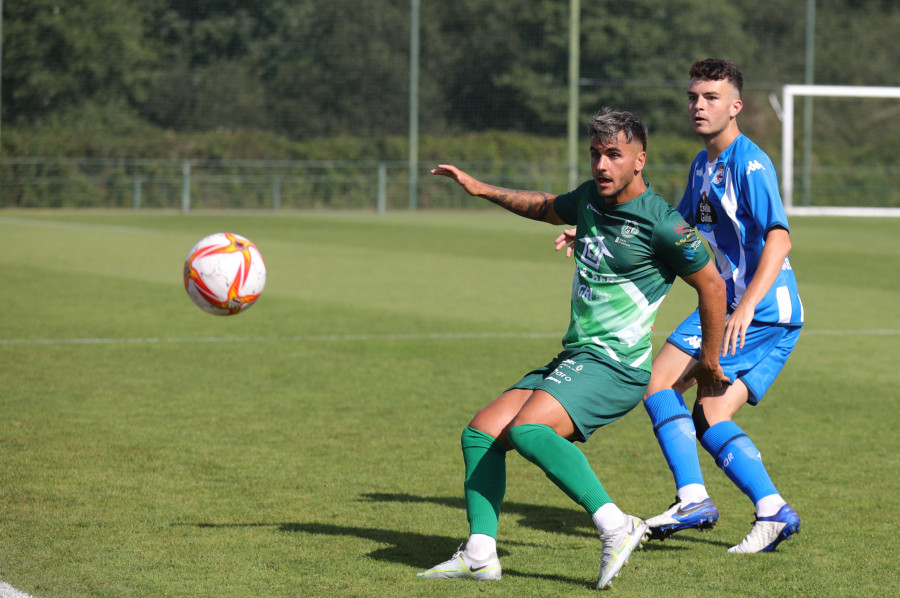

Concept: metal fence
[[0, 157, 693, 212]]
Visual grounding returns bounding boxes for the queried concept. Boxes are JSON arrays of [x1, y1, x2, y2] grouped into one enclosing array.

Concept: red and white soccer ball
[[183, 232, 267, 316]]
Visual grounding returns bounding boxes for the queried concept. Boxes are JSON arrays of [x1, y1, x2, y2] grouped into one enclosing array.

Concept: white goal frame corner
[[781, 84, 900, 217]]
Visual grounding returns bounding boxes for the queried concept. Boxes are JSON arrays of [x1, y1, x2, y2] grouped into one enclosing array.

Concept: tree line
[[2, 0, 899, 147]]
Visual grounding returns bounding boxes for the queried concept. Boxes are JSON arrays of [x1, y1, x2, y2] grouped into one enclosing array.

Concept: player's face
[[589, 131, 646, 203], [687, 78, 742, 139]]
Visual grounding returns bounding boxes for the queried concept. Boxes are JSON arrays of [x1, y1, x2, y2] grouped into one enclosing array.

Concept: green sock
[[507, 423, 612, 513], [461, 426, 508, 538]]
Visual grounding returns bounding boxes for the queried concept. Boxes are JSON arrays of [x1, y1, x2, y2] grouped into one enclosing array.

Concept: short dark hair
[[587, 108, 648, 152], [689, 58, 744, 98]]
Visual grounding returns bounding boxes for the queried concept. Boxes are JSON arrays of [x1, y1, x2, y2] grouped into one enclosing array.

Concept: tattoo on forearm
[[485, 188, 552, 221]]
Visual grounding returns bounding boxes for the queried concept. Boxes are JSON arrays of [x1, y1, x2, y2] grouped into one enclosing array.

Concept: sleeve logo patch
[[747, 160, 766, 174], [674, 220, 693, 236]]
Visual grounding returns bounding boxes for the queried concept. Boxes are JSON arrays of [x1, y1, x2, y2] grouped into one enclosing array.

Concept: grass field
[[1, 209, 898, 598]]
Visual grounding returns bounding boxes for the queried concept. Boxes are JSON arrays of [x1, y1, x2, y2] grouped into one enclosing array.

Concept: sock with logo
[[507, 423, 612, 514], [700, 420, 778, 505], [644, 390, 706, 492], [461, 426, 509, 539]]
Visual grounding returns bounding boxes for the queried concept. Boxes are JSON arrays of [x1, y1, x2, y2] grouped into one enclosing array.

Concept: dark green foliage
[[3, 0, 899, 143], [2, 1, 899, 210]]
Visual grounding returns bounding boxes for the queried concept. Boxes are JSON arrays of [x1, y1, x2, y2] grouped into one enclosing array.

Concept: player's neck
[[703, 124, 741, 162]]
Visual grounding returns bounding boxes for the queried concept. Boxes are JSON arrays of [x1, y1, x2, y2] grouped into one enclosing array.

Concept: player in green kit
[[418, 109, 728, 589]]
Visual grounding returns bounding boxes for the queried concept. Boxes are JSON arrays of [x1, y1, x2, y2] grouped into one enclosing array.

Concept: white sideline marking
[[0, 329, 898, 347], [0, 582, 35, 598]]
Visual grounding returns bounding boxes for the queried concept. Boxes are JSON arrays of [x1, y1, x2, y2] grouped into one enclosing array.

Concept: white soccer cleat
[[728, 504, 801, 553], [596, 515, 649, 590], [417, 545, 502, 580]]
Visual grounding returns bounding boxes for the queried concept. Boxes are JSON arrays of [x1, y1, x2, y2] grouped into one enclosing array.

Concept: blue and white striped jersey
[[677, 134, 803, 326]]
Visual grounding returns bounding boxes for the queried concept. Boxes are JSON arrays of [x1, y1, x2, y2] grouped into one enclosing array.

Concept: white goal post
[[781, 84, 900, 216]]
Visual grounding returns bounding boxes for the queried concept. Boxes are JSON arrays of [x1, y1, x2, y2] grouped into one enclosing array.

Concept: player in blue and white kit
[[641, 59, 803, 553]]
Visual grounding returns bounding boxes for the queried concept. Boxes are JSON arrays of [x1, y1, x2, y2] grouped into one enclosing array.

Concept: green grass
[[1, 209, 898, 598]]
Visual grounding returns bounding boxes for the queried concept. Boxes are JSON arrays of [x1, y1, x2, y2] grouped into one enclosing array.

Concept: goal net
[[780, 85, 900, 216]]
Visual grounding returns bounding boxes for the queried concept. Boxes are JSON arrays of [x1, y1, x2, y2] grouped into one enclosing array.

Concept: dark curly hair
[[689, 58, 744, 98]]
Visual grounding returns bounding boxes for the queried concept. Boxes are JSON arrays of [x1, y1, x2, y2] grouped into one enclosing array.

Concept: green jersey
[[553, 182, 710, 371]]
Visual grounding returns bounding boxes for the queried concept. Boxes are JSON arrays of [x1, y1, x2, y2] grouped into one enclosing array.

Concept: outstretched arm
[[431, 164, 564, 224], [679, 261, 729, 399]]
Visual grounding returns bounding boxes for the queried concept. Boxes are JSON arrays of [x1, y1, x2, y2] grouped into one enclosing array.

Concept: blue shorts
[[666, 309, 801, 405]]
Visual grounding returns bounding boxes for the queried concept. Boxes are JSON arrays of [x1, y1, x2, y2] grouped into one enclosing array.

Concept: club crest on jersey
[[620, 220, 639, 239], [712, 162, 726, 184], [579, 235, 614, 269]]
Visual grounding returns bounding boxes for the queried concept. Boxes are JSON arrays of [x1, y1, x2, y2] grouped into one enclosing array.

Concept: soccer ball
[[183, 232, 267, 315]]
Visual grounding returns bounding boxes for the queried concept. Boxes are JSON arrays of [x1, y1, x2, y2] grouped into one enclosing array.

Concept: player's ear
[[634, 150, 646, 174], [730, 98, 743, 118]]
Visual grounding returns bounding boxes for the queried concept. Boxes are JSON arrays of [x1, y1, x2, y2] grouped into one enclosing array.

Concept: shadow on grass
[[186, 520, 593, 587], [359, 492, 730, 549], [181, 491, 725, 588], [360, 492, 597, 538]]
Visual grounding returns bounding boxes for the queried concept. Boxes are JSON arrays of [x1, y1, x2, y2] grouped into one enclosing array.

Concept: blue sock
[[700, 421, 777, 503], [644, 389, 705, 489]]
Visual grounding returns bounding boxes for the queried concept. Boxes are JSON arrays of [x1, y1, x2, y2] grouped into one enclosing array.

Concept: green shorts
[[509, 346, 650, 442]]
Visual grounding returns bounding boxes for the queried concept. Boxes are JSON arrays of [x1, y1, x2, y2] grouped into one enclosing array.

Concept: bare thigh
[[469, 388, 532, 447], [470, 388, 577, 447], [644, 342, 697, 397]]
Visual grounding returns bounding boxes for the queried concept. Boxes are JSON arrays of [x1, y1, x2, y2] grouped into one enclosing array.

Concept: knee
[[505, 424, 532, 456]]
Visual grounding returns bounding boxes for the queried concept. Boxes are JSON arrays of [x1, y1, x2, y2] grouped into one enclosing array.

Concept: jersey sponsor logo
[[544, 359, 584, 384], [579, 268, 617, 284], [696, 191, 718, 226], [576, 283, 612, 303], [578, 235, 614, 269], [712, 162, 726, 184], [747, 160, 766, 174]]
